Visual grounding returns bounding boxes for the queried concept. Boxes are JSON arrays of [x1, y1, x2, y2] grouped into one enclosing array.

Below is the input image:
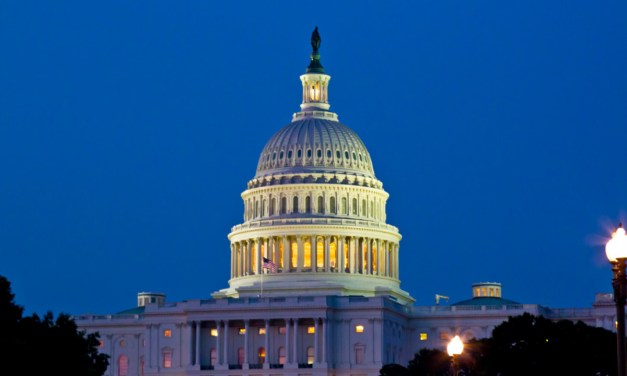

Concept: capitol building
[[76, 29, 618, 376]]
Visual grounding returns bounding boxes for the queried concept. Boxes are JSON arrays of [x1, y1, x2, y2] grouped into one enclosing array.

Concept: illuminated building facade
[[75, 30, 618, 376]]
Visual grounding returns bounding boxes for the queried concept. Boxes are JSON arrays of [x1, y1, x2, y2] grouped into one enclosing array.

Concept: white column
[[312, 235, 318, 272], [314, 318, 319, 364], [223, 320, 229, 365], [188, 322, 194, 366], [297, 236, 303, 272], [244, 320, 250, 368], [256, 238, 262, 274], [293, 319, 299, 365], [339, 237, 345, 273], [322, 319, 328, 364], [264, 320, 270, 368], [395, 244, 399, 279], [217, 321, 223, 365], [376, 239, 382, 276], [324, 236, 330, 272], [284, 237, 291, 272], [285, 319, 291, 364], [367, 238, 372, 275], [195, 321, 201, 366], [349, 237, 356, 274]]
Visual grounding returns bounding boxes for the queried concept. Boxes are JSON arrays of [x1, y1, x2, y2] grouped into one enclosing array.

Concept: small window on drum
[[273, 152, 277, 160], [359, 154, 363, 161], [287, 150, 293, 159], [279, 151, 284, 160], [352, 152, 357, 160], [336, 150, 341, 159], [297, 149, 302, 158], [345, 151, 349, 159], [317, 149, 322, 158], [307, 149, 312, 158], [326, 149, 332, 158]]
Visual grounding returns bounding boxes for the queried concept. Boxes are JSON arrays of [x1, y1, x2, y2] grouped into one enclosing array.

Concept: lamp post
[[447, 335, 464, 376], [606, 223, 627, 376]]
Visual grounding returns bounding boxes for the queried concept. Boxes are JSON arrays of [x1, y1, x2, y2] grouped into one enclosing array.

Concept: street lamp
[[606, 223, 627, 376], [447, 335, 464, 376]]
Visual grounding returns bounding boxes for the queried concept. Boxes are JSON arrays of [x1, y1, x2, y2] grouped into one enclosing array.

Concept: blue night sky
[[1, 1, 626, 316]]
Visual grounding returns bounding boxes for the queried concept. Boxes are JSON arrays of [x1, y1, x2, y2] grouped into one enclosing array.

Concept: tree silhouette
[[0, 275, 109, 376]]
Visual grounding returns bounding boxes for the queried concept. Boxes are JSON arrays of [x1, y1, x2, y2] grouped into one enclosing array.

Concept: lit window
[[420, 333, 428, 341], [119, 339, 127, 347], [279, 326, 286, 335], [439, 332, 449, 340], [238, 347, 244, 365], [307, 326, 315, 334], [307, 346, 315, 364], [355, 345, 365, 364], [355, 325, 364, 333], [258, 347, 266, 364], [278, 347, 286, 365], [163, 351, 172, 368], [210, 328, 218, 337], [163, 329, 172, 337], [210, 348, 217, 365], [118, 355, 129, 376], [258, 327, 266, 335], [238, 328, 246, 335]]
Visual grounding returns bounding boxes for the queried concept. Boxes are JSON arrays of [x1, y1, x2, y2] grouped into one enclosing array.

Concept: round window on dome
[[345, 151, 349, 159], [326, 149, 331, 158], [307, 149, 312, 158], [297, 149, 302, 158], [359, 154, 362, 161], [280, 151, 284, 159], [336, 150, 341, 159], [273, 152, 277, 160], [287, 150, 292, 159], [317, 149, 322, 158], [352, 152, 356, 160]]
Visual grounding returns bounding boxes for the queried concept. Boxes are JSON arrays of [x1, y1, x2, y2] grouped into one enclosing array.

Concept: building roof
[[452, 296, 520, 306], [255, 118, 376, 180]]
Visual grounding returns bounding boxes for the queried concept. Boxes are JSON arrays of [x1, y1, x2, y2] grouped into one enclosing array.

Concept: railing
[[298, 363, 313, 368], [249, 364, 263, 369], [231, 218, 399, 233], [228, 364, 242, 370], [269, 364, 284, 369]]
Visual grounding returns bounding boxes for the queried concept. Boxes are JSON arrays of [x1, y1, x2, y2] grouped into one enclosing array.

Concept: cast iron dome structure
[[215, 28, 413, 304]]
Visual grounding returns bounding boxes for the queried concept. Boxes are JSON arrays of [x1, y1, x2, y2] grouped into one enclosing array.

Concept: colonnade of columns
[[183, 318, 327, 369], [230, 235, 399, 280]]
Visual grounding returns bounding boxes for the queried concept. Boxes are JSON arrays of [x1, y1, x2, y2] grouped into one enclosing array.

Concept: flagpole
[[260, 269, 264, 298]]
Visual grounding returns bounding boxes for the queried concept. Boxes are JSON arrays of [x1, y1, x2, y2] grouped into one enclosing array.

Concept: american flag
[[262, 257, 277, 273]]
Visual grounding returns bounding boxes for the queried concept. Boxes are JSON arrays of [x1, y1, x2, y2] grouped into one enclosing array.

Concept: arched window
[[293, 196, 299, 213], [341, 197, 347, 215], [316, 236, 325, 269], [210, 348, 217, 365], [163, 350, 172, 368], [254, 200, 259, 218], [352, 198, 358, 215], [262, 199, 266, 217], [278, 346, 286, 365], [305, 196, 311, 213], [281, 197, 287, 214], [370, 200, 374, 217], [238, 347, 245, 365], [258, 347, 266, 364], [317, 196, 324, 214], [362, 199, 366, 216], [307, 346, 315, 365], [270, 198, 276, 216], [330, 197, 336, 214], [118, 355, 129, 376]]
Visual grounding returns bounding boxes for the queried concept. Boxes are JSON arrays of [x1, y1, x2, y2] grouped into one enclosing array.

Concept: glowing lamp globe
[[606, 225, 627, 262], [447, 335, 464, 356]]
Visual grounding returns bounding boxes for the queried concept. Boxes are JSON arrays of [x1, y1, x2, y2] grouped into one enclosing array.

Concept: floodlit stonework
[[75, 30, 619, 376]]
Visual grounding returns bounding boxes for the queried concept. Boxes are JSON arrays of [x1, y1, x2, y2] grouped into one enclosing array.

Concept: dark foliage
[[381, 313, 617, 376], [0, 275, 109, 376]]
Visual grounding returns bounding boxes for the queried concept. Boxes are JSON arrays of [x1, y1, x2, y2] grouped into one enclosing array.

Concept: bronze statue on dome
[[311, 26, 321, 53]]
